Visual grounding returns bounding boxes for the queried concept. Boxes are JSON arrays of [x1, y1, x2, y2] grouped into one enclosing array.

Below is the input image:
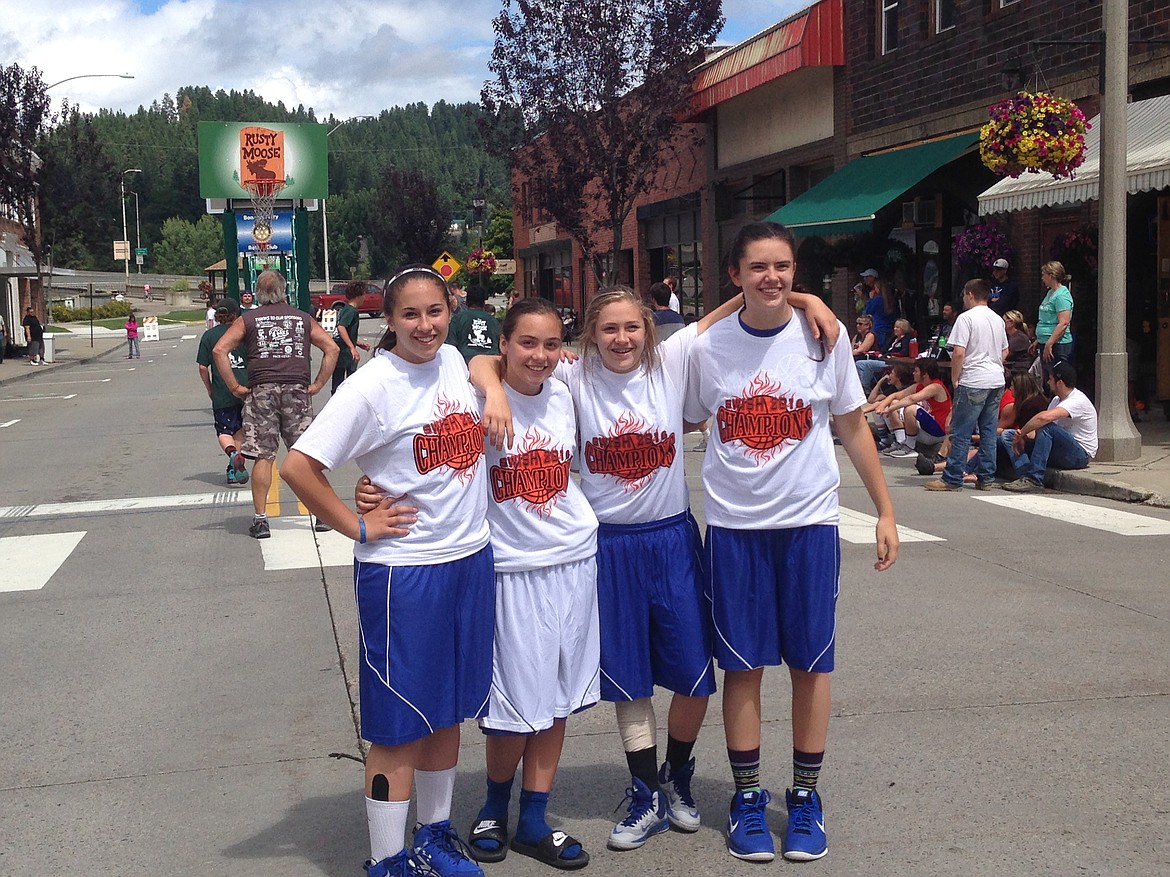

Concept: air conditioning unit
[[901, 198, 937, 227]]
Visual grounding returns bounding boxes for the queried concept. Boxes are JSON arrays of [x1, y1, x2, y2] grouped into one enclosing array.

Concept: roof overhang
[[767, 131, 980, 235], [688, 0, 844, 117]]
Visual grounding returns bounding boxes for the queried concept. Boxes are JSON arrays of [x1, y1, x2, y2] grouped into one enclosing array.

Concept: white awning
[[978, 93, 1170, 214]]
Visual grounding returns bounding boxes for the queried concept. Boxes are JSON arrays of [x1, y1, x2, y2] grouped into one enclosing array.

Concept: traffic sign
[[113, 240, 130, 260], [432, 251, 462, 279], [135, 247, 148, 256]]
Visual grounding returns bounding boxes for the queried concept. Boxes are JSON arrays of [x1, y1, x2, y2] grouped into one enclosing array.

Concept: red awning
[[689, 0, 844, 115]]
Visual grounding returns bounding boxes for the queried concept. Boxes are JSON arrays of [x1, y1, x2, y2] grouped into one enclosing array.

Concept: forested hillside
[[36, 87, 510, 277]]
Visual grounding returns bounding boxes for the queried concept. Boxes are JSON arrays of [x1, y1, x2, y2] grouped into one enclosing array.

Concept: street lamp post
[[120, 168, 141, 288], [131, 191, 142, 274], [323, 116, 374, 293]]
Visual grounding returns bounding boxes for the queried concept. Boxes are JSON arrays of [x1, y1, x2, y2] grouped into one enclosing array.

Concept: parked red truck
[[309, 282, 385, 317]]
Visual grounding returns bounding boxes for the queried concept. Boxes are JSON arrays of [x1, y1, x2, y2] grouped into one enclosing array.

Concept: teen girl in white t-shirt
[[283, 267, 492, 877], [683, 222, 898, 865]]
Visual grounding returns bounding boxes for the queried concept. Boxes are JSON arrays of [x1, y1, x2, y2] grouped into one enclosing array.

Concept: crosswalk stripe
[[0, 492, 251, 519], [0, 532, 87, 592], [971, 494, 1170, 536], [838, 507, 946, 543], [259, 516, 355, 570]]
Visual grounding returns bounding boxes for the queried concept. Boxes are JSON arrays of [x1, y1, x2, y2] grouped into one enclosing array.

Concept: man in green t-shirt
[[196, 298, 250, 486], [446, 284, 501, 363], [331, 280, 371, 394]]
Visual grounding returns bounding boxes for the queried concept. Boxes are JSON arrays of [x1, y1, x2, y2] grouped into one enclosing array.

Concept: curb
[[1048, 468, 1169, 508]]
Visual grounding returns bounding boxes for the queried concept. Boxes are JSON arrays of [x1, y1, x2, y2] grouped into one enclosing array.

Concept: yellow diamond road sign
[[432, 251, 462, 280]]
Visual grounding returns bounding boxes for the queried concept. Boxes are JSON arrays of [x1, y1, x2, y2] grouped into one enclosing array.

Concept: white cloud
[[3, 0, 810, 118]]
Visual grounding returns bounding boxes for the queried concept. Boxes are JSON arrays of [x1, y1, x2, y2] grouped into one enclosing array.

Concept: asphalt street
[[1, 318, 1168, 876]]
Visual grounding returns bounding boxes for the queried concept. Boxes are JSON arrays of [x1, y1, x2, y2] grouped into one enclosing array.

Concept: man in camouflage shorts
[[213, 270, 338, 538]]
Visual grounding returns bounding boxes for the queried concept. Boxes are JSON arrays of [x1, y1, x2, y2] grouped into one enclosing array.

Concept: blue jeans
[[998, 424, 1090, 484], [1039, 338, 1074, 384], [941, 385, 1003, 486], [128, 337, 140, 357]]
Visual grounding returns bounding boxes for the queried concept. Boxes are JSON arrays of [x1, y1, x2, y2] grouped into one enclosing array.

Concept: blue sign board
[[236, 210, 293, 253]]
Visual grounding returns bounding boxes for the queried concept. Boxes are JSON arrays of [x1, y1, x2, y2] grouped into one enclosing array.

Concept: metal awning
[[766, 131, 979, 236], [978, 93, 1170, 214], [688, 0, 843, 116]]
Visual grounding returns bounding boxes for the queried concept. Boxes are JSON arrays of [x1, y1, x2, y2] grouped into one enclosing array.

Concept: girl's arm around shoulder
[[833, 407, 899, 571], [467, 354, 514, 450], [789, 292, 842, 350]]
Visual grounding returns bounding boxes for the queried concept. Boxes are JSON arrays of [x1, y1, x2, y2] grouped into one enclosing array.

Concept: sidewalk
[[0, 326, 141, 386]]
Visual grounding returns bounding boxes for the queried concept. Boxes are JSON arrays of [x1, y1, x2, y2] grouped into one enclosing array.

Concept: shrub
[[50, 301, 133, 322]]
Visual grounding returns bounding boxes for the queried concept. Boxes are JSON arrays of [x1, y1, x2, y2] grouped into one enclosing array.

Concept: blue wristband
[[358, 517, 367, 544]]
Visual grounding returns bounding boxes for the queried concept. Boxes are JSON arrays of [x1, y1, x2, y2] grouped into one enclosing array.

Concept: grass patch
[[163, 308, 208, 322], [45, 325, 71, 333]]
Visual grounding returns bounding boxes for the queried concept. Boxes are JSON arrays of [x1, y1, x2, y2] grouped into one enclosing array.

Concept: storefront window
[[645, 206, 703, 316]]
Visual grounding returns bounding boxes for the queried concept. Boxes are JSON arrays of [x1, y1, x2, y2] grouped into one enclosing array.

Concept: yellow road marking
[[266, 460, 282, 517], [265, 458, 311, 517]]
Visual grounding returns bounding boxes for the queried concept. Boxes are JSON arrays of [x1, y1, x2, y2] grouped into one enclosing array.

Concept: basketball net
[[242, 178, 286, 244]]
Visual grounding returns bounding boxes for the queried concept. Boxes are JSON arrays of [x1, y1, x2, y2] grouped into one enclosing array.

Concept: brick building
[[511, 0, 1170, 399]]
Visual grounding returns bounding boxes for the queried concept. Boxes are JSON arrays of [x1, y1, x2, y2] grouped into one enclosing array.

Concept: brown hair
[[580, 285, 660, 373], [726, 221, 797, 271]]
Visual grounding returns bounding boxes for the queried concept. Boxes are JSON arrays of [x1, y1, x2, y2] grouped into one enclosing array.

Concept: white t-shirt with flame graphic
[[553, 325, 696, 524], [484, 379, 598, 573], [683, 311, 864, 530], [293, 346, 490, 565]]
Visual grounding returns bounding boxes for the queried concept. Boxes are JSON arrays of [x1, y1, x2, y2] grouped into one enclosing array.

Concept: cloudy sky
[[4, 0, 807, 119]]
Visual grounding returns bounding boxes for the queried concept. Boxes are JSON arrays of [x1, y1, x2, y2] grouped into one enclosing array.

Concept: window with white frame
[[882, 0, 899, 54], [936, 0, 956, 32]]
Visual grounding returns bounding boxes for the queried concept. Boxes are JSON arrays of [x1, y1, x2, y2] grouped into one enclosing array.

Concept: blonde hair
[[580, 286, 660, 373], [1041, 261, 1070, 285], [1003, 309, 1030, 335]]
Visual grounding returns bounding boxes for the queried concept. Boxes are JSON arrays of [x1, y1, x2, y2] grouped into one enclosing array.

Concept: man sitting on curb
[[998, 361, 1097, 492]]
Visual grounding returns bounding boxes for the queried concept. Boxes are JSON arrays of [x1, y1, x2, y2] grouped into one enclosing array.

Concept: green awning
[[767, 132, 979, 236]]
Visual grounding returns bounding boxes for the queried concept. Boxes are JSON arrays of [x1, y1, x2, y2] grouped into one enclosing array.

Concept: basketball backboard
[[198, 122, 328, 200]]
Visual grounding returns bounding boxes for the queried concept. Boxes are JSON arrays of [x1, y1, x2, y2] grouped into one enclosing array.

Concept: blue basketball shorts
[[705, 524, 840, 673], [354, 544, 495, 746], [597, 511, 716, 702]]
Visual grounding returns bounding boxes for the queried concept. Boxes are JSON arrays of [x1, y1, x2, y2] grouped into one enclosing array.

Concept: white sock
[[905, 433, 917, 449], [893, 428, 906, 444], [367, 797, 410, 863], [414, 767, 456, 826]]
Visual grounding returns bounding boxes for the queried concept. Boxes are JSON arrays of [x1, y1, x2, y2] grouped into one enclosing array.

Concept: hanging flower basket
[[979, 91, 1090, 180], [465, 247, 498, 275], [952, 221, 1013, 273]]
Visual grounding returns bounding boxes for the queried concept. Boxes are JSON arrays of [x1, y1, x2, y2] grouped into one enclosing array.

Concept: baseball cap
[[240, 288, 254, 297], [860, 268, 879, 278], [992, 258, 1009, 269], [215, 298, 241, 317]]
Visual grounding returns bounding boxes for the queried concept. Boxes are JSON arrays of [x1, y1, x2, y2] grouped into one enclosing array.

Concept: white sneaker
[[694, 437, 708, 452], [609, 777, 669, 850], [659, 758, 700, 832]]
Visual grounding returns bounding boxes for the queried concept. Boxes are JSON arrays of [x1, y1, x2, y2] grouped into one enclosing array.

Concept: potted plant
[[979, 91, 1090, 180]]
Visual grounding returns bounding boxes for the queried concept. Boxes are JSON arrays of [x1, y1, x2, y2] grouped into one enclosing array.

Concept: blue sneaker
[[659, 758, 700, 832], [413, 820, 484, 877], [783, 788, 827, 862], [230, 451, 249, 485], [608, 776, 669, 850], [364, 849, 423, 877], [726, 789, 774, 862]]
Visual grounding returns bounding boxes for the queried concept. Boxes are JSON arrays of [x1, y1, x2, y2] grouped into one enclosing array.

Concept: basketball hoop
[[242, 178, 286, 244]]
